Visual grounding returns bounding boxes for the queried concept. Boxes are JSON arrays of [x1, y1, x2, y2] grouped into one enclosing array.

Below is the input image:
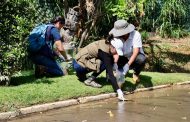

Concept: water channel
[[8, 85, 190, 122]]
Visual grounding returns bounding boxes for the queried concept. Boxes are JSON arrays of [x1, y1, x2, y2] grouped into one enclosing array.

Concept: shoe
[[133, 73, 140, 84], [84, 76, 102, 88], [35, 65, 46, 78], [118, 95, 127, 101]]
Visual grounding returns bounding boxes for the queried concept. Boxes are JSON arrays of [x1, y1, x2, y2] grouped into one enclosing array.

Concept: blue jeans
[[30, 55, 64, 76], [72, 59, 106, 80]]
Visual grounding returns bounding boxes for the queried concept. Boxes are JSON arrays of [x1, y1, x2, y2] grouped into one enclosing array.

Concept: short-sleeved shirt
[[46, 27, 62, 50], [123, 30, 144, 58], [38, 25, 61, 59]]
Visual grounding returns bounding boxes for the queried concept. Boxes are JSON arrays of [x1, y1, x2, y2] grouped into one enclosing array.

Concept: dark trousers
[[30, 54, 64, 76], [117, 53, 146, 75], [72, 59, 106, 81]]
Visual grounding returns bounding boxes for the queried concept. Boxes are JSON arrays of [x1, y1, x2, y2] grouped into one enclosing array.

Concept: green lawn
[[0, 71, 189, 112]]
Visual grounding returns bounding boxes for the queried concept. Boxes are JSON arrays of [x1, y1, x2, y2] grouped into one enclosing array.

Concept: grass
[[0, 71, 190, 112]]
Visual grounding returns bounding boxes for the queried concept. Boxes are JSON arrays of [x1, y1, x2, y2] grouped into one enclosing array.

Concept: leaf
[[181, 117, 187, 120], [107, 111, 114, 117], [153, 106, 157, 110]]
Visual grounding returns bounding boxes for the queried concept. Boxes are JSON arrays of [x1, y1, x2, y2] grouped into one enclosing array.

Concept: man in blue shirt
[[30, 16, 68, 78]]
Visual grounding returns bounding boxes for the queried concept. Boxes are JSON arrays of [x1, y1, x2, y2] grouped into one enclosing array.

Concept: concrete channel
[[5, 82, 190, 122]]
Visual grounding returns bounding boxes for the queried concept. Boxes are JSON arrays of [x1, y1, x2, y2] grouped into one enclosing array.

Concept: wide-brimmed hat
[[109, 20, 135, 37], [111, 38, 123, 56]]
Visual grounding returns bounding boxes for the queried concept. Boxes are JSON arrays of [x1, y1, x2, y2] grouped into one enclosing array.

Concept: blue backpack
[[28, 24, 54, 53]]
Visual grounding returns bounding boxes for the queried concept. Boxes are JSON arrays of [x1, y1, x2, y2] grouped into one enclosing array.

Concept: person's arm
[[127, 47, 139, 66], [54, 41, 68, 60], [113, 54, 119, 63], [51, 28, 68, 60], [98, 50, 119, 91], [123, 31, 142, 75]]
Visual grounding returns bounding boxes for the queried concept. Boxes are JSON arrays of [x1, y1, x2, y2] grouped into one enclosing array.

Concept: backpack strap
[[45, 25, 55, 42]]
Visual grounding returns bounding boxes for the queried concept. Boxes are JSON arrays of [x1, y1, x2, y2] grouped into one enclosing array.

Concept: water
[[8, 85, 190, 122]]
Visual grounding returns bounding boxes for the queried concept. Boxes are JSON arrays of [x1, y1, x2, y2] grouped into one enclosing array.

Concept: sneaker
[[133, 73, 140, 84], [84, 76, 102, 88]]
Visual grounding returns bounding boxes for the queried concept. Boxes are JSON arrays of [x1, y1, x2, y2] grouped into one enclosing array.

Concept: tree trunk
[[63, 0, 69, 17], [78, 0, 103, 48]]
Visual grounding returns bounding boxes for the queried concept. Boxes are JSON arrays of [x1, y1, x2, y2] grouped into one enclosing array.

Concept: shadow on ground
[[96, 73, 153, 92], [144, 39, 190, 73], [10, 73, 55, 86], [123, 73, 153, 92]]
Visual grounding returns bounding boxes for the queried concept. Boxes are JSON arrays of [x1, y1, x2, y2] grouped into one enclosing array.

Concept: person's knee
[[59, 70, 64, 76], [136, 54, 146, 64], [72, 59, 78, 71]]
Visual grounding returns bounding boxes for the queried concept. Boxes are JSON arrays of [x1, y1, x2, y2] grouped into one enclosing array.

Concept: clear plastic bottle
[[116, 71, 125, 88]]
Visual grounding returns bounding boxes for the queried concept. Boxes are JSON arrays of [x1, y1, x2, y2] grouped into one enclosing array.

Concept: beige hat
[[109, 20, 135, 37], [111, 38, 123, 56]]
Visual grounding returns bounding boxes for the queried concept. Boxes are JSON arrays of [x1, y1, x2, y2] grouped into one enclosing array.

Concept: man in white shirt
[[109, 20, 146, 83]]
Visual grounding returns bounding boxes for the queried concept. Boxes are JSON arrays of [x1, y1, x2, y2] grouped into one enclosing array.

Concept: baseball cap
[[111, 38, 124, 56]]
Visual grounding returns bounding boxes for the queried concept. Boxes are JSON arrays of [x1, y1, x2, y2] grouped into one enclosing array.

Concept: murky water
[[8, 85, 190, 122]]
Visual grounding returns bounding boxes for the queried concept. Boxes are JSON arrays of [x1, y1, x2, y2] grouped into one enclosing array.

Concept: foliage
[[108, 0, 146, 27], [141, 31, 150, 43], [0, 0, 65, 76], [88, 0, 117, 38], [141, 0, 161, 31], [109, 0, 135, 20], [1, 0, 190, 78], [84, 0, 146, 43], [157, 0, 187, 38], [141, 0, 189, 38], [0, 0, 35, 75]]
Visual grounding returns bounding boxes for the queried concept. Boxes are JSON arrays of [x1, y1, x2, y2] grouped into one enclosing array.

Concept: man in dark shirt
[[30, 16, 68, 77]]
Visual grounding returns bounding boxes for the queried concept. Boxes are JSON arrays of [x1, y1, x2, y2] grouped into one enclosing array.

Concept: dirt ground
[[149, 35, 190, 54], [143, 35, 190, 73]]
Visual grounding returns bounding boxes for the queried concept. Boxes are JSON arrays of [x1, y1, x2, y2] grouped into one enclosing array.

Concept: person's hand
[[123, 63, 129, 75], [117, 89, 126, 101]]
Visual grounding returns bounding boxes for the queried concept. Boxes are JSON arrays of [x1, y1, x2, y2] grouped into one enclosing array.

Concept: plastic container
[[116, 71, 125, 88]]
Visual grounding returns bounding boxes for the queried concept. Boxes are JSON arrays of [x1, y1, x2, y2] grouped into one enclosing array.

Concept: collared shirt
[[123, 30, 144, 58]]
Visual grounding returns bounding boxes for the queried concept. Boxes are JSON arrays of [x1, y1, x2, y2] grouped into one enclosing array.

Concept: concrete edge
[[78, 93, 117, 103], [0, 81, 190, 120], [0, 99, 79, 120]]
